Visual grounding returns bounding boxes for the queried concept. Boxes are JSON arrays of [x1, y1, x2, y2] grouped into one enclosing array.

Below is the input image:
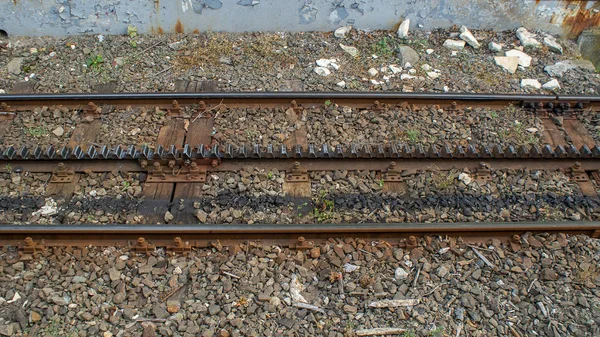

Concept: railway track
[[1, 91, 600, 250]]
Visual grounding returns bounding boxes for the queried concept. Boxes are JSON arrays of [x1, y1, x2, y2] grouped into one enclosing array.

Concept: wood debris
[[355, 328, 407, 336], [368, 299, 420, 308]]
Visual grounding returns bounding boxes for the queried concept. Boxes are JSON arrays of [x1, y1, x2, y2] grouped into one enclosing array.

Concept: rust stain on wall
[[175, 20, 184, 34], [545, 1, 600, 39], [562, 6, 600, 38]]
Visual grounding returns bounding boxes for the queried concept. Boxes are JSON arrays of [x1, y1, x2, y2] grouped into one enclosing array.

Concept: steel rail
[[0, 222, 598, 247], [0, 92, 562, 101]]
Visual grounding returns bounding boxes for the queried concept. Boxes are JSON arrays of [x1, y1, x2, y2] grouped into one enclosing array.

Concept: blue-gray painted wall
[[0, 0, 598, 37]]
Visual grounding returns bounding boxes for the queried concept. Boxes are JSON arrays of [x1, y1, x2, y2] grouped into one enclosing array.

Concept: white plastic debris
[[33, 198, 58, 217], [426, 48, 434, 54]]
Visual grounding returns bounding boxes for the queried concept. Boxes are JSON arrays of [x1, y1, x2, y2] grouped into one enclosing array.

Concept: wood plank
[[564, 119, 596, 148], [541, 118, 567, 147], [170, 183, 204, 224], [46, 174, 81, 200], [186, 117, 214, 146], [68, 120, 102, 150], [10, 81, 38, 94], [0, 120, 13, 140], [157, 119, 186, 149], [93, 81, 117, 93], [138, 182, 174, 224]]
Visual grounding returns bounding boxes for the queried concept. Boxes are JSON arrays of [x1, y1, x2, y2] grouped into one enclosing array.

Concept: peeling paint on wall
[[0, 0, 598, 37], [329, 6, 349, 24], [191, 0, 222, 14], [299, 4, 318, 24], [237, 0, 260, 6]]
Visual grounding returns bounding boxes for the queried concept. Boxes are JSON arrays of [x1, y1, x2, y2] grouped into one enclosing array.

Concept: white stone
[[526, 127, 539, 133], [367, 68, 379, 76], [458, 173, 472, 185], [488, 41, 502, 52], [52, 126, 64, 137], [334, 26, 352, 38], [516, 27, 541, 48], [544, 60, 596, 77], [316, 58, 338, 68], [459, 26, 480, 48], [408, 68, 416, 75], [388, 65, 402, 74], [344, 263, 360, 273], [542, 79, 560, 91], [397, 19, 410, 38], [421, 64, 432, 71], [494, 56, 519, 74], [426, 48, 434, 54], [521, 79, 542, 89], [395, 267, 408, 280], [173, 266, 182, 274], [427, 71, 440, 79], [370, 79, 381, 85], [451, 51, 458, 56], [400, 74, 415, 80], [505, 49, 532, 67], [336, 81, 346, 88], [543, 36, 563, 54], [404, 62, 412, 69], [314, 67, 331, 76], [0, 89, 5, 94], [339, 43, 358, 57], [443, 39, 465, 50]]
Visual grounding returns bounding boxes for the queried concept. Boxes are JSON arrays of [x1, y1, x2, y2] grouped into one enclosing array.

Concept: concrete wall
[[0, 0, 598, 37]]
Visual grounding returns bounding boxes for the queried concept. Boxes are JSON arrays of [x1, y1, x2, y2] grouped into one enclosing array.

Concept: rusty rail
[[0, 222, 598, 248]]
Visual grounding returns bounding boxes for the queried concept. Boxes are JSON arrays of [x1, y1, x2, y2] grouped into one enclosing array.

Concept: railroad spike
[[294, 144, 303, 158], [308, 144, 316, 158], [252, 144, 261, 158], [281, 144, 289, 158], [321, 144, 330, 158]]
